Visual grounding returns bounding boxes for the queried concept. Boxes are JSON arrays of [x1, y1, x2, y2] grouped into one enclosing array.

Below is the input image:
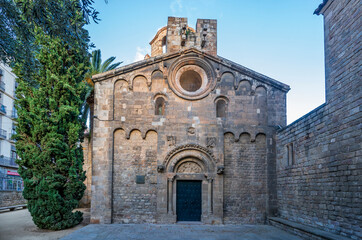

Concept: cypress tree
[[12, 0, 93, 230]]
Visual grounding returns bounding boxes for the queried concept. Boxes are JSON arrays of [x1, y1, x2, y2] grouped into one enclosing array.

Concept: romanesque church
[[85, 1, 360, 238], [89, 16, 289, 225]]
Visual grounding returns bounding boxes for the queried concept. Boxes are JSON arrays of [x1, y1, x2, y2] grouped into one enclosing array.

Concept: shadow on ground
[[0, 209, 302, 240], [61, 223, 303, 240], [0, 208, 89, 240]]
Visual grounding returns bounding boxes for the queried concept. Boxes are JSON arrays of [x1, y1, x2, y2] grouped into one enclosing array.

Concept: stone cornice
[[314, 0, 332, 15], [92, 48, 290, 92]]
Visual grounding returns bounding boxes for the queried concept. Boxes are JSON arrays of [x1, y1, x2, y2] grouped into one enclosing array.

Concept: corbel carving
[[157, 165, 165, 173], [167, 136, 176, 146], [217, 165, 225, 175], [206, 137, 216, 148]]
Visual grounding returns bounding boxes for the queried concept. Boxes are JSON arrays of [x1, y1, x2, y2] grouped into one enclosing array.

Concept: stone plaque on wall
[[136, 175, 145, 184]]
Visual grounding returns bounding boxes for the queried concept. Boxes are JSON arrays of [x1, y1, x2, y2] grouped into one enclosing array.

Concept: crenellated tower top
[[149, 17, 217, 58]]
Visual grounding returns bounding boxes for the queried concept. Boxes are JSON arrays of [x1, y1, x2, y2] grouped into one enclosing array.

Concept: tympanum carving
[[177, 162, 202, 173]]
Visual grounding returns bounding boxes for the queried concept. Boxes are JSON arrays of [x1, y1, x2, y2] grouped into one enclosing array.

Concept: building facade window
[[162, 36, 167, 54], [287, 143, 294, 166], [155, 97, 165, 115], [216, 99, 227, 118]]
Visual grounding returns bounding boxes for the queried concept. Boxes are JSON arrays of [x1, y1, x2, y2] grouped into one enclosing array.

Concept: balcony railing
[[10, 110, 18, 119], [0, 177, 23, 191], [0, 81, 5, 92], [0, 155, 18, 168], [0, 104, 6, 115], [0, 128, 7, 139]]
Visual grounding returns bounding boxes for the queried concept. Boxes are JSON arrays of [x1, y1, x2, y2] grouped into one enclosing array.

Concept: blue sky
[[85, 0, 325, 124]]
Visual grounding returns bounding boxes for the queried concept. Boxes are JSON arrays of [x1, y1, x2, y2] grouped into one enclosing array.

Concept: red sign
[[7, 171, 20, 176]]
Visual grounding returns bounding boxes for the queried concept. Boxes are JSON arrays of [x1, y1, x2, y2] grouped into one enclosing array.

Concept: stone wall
[[224, 133, 267, 224], [0, 191, 26, 207], [276, 0, 361, 238], [195, 19, 217, 56], [150, 27, 167, 57], [113, 129, 158, 223], [90, 47, 289, 224]]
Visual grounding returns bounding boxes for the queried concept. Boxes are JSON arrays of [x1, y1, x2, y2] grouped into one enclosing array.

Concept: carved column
[[167, 177, 174, 214], [207, 177, 213, 214]]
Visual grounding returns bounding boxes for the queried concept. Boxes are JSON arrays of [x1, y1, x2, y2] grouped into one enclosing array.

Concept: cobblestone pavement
[[61, 223, 302, 240]]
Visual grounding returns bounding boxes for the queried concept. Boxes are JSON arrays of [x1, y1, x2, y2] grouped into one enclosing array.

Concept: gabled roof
[[92, 48, 290, 92]]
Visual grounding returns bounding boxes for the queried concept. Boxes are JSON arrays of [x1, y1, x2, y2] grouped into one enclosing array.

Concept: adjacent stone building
[[274, 0, 361, 238], [90, 17, 289, 225], [88, 1, 360, 239]]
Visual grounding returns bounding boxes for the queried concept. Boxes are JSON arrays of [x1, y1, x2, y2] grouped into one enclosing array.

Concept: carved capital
[[217, 165, 225, 175], [168, 175, 176, 182]]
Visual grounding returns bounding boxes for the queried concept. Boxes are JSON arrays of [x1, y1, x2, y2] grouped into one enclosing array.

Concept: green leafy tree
[[0, 0, 99, 70], [82, 49, 122, 123], [12, 0, 94, 230]]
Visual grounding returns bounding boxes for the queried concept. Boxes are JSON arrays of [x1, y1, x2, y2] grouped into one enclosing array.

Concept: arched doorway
[[159, 144, 223, 224], [175, 158, 204, 221]]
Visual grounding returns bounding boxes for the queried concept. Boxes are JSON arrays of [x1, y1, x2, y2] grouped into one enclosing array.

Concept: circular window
[[179, 70, 202, 92], [168, 56, 216, 100]]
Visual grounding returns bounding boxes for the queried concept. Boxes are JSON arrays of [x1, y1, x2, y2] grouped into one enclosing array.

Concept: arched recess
[[236, 80, 252, 95], [151, 70, 167, 91], [239, 132, 251, 143], [163, 144, 217, 173], [214, 96, 229, 118], [255, 85, 267, 125], [220, 72, 235, 90], [114, 80, 129, 120], [255, 133, 266, 145], [216, 99, 227, 118], [133, 75, 148, 92], [255, 85, 267, 96]]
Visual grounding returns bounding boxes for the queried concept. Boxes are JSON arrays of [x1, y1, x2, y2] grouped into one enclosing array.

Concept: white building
[[0, 63, 20, 190]]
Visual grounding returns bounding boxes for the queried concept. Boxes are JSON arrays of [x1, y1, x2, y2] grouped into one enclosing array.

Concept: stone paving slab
[[61, 223, 303, 240]]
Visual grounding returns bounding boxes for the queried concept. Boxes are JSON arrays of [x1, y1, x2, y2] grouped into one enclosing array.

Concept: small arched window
[[162, 36, 167, 54], [155, 97, 165, 115], [216, 99, 227, 118]]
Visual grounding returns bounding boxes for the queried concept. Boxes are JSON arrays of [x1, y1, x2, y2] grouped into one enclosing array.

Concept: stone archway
[[158, 144, 223, 224]]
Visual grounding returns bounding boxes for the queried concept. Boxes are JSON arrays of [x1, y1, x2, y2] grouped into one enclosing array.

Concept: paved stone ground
[[61, 223, 303, 240], [0, 208, 302, 240], [0, 209, 89, 240]]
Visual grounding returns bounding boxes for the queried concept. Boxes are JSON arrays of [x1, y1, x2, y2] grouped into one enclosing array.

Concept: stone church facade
[[90, 17, 289, 225], [89, 1, 360, 238]]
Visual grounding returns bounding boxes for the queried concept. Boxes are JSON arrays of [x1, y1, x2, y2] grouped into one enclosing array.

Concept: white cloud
[[170, 0, 183, 14], [133, 46, 150, 62]]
